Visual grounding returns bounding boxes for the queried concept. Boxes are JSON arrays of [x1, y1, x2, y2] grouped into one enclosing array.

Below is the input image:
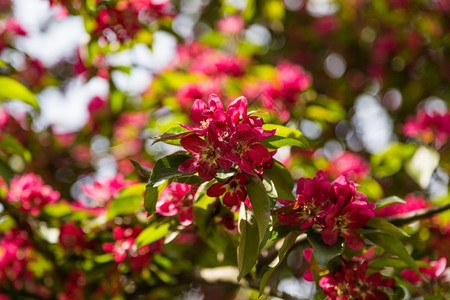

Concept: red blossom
[[155, 182, 196, 226], [327, 151, 370, 181], [402, 257, 447, 284], [207, 173, 249, 207], [376, 193, 428, 217], [403, 109, 450, 148], [7, 173, 60, 216], [319, 261, 394, 300]]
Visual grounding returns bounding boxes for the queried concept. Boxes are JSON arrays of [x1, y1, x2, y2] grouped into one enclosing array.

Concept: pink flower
[[402, 257, 447, 284], [103, 226, 162, 273], [302, 248, 314, 282], [59, 222, 87, 252], [7, 173, 60, 215], [207, 173, 249, 207], [277, 170, 332, 229], [179, 94, 227, 135], [327, 151, 370, 181], [217, 15, 244, 34], [403, 109, 450, 149], [276, 171, 374, 251], [376, 193, 428, 217], [322, 176, 375, 251], [156, 182, 196, 226], [178, 94, 275, 178], [319, 260, 394, 300], [178, 134, 224, 181], [80, 174, 134, 207]]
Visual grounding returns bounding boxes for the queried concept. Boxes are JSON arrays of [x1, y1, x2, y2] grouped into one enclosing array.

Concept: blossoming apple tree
[[0, 0, 449, 299]]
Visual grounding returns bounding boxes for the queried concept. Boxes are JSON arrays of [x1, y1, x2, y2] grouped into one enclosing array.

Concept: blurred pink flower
[[217, 15, 244, 35], [7, 173, 60, 216]]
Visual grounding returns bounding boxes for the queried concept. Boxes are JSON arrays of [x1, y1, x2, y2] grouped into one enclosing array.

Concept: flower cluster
[[403, 109, 450, 148], [319, 260, 395, 300], [402, 257, 447, 285], [277, 170, 375, 251], [156, 182, 196, 226], [93, 0, 171, 43], [6, 173, 60, 216], [177, 94, 276, 206], [80, 174, 134, 207], [376, 193, 428, 217], [244, 61, 311, 121], [326, 151, 370, 181], [103, 226, 162, 273], [0, 230, 50, 298]]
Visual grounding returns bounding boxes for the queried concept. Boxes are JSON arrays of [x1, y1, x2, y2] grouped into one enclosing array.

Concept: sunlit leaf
[[237, 203, 259, 281], [0, 77, 39, 110], [365, 217, 410, 238], [136, 223, 170, 247], [375, 196, 406, 210]]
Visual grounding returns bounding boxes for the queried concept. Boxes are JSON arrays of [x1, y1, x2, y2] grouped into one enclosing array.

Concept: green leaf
[[193, 191, 228, 252], [150, 126, 193, 146], [259, 231, 298, 296], [43, 202, 72, 218], [365, 217, 409, 238], [144, 181, 168, 215], [0, 134, 32, 162], [369, 258, 431, 270], [364, 232, 420, 276], [247, 176, 271, 243], [375, 196, 406, 210], [237, 203, 260, 281], [263, 159, 295, 201], [136, 223, 170, 247], [107, 195, 143, 219], [261, 124, 309, 150], [0, 159, 13, 186], [130, 160, 152, 178], [107, 183, 145, 219], [0, 76, 39, 110], [148, 152, 193, 187], [307, 231, 344, 269]]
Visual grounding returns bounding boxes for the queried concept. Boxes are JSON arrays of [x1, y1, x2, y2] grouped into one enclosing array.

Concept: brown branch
[[387, 202, 450, 226]]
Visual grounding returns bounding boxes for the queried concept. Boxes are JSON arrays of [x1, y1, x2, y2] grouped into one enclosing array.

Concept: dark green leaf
[[0, 159, 12, 186], [237, 204, 260, 281], [259, 231, 298, 295], [136, 223, 170, 247], [0, 134, 32, 162], [364, 232, 420, 276], [148, 152, 193, 187], [263, 159, 295, 201], [375, 196, 406, 210], [307, 231, 345, 269], [130, 160, 152, 178], [247, 175, 271, 243], [193, 192, 228, 252], [0, 76, 39, 110]]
